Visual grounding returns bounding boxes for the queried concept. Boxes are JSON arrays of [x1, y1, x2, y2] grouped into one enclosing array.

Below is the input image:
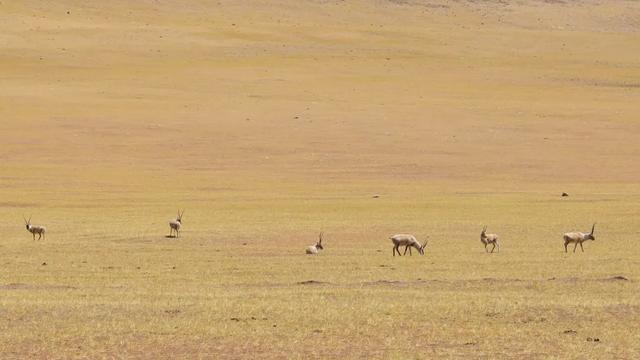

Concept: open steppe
[[1, 0, 639, 358]]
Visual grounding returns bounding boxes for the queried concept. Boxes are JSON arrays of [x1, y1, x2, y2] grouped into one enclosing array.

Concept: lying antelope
[[480, 226, 500, 253], [168, 210, 184, 238], [306, 232, 324, 254], [563, 223, 596, 253], [390, 234, 427, 256], [24, 216, 46, 240]]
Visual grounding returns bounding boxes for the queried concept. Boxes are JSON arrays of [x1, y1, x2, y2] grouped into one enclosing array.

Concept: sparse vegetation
[[1, 0, 639, 358]]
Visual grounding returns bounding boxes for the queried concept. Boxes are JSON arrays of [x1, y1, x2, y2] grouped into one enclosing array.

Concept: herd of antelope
[[22, 211, 598, 256]]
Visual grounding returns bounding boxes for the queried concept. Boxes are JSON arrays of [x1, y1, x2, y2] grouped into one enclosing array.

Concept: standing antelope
[[563, 223, 596, 253], [480, 226, 500, 253], [305, 232, 324, 254], [24, 216, 46, 240], [168, 210, 184, 238], [390, 234, 427, 256]]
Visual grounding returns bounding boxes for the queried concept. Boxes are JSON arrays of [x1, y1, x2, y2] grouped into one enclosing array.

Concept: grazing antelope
[[390, 234, 427, 256], [24, 216, 46, 240], [168, 210, 184, 238], [480, 226, 500, 253], [306, 232, 324, 254], [563, 223, 596, 253]]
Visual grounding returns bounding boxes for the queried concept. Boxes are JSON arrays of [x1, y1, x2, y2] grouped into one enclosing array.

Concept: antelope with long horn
[[305, 232, 324, 254], [480, 226, 500, 253], [563, 223, 596, 253], [24, 216, 46, 240], [168, 210, 184, 238], [390, 234, 427, 256]]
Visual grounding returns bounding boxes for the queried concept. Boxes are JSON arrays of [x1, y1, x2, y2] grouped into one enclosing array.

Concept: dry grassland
[[1, 0, 639, 358]]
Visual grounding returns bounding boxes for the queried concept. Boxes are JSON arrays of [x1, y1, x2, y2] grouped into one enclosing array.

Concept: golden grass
[[1, 0, 639, 358]]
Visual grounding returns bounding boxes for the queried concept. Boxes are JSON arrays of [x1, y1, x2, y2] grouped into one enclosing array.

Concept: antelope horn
[[591, 223, 595, 234], [319, 232, 323, 244]]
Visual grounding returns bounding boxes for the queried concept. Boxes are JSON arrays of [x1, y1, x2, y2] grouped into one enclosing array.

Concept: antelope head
[[316, 232, 324, 250], [586, 223, 596, 241], [177, 209, 184, 223], [418, 238, 428, 255], [24, 215, 32, 230]]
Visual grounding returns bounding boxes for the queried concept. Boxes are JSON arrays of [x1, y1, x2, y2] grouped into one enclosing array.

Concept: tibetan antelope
[[24, 216, 46, 240], [168, 210, 184, 238], [390, 234, 427, 256], [563, 223, 596, 253], [306, 232, 324, 254], [480, 226, 500, 253]]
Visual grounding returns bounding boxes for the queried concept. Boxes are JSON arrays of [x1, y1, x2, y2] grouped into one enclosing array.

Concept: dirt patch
[[362, 280, 406, 286], [605, 275, 629, 281], [0, 283, 76, 290], [517, 316, 546, 324], [297, 280, 331, 285], [229, 316, 268, 322], [481, 277, 525, 282], [548, 276, 630, 283], [0, 201, 36, 208]]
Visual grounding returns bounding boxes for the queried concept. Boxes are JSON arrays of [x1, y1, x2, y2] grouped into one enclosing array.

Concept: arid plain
[[1, 0, 639, 358]]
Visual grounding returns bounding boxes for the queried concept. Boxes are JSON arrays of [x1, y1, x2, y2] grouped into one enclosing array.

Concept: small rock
[[41, 262, 47, 266], [562, 192, 569, 197], [563, 330, 577, 334], [372, 194, 380, 198]]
